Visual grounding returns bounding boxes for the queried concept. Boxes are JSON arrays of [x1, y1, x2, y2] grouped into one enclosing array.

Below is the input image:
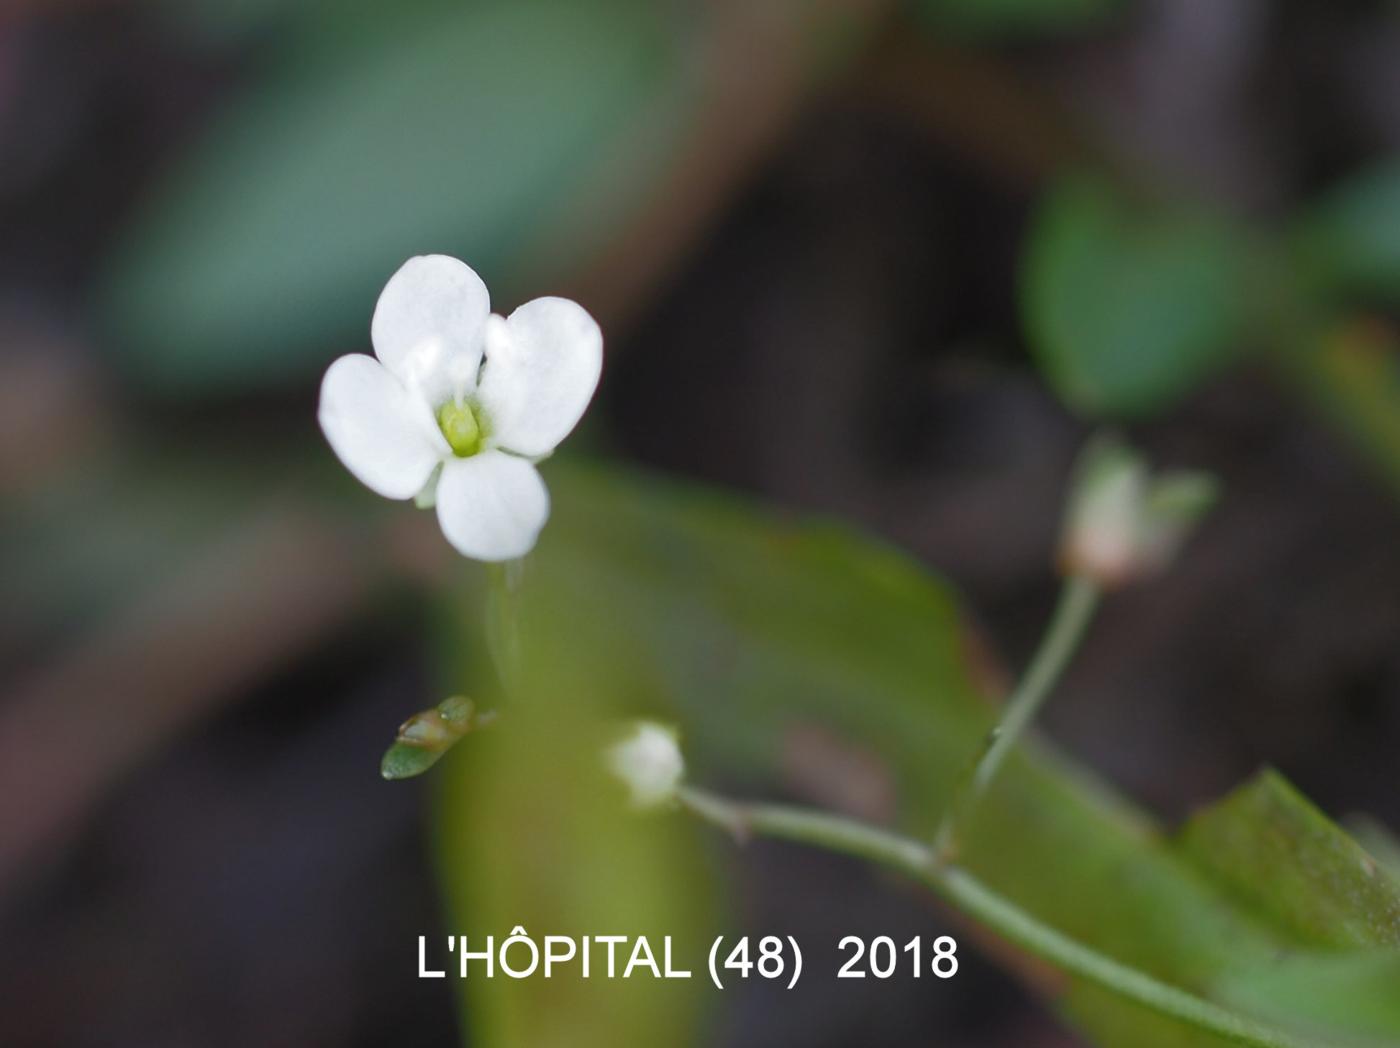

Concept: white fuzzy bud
[[607, 722, 684, 809]]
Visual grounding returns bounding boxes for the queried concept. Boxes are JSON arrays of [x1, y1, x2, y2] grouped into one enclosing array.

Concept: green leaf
[[1023, 178, 1245, 417], [1178, 769, 1400, 949], [99, 0, 679, 393], [1215, 951, 1400, 1045], [430, 463, 1400, 1046], [1295, 159, 1400, 305], [432, 567, 718, 1047]]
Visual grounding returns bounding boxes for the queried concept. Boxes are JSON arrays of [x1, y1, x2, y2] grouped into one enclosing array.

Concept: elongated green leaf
[[100, 0, 679, 393], [432, 709, 716, 1048], [1024, 178, 1245, 417]]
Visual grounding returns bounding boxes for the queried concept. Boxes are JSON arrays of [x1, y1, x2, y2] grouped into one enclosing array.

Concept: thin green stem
[[680, 788, 1316, 1048], [973, 572, 1100, 792], [935, 573, 1099, 857], [485, 559, 524, 696]]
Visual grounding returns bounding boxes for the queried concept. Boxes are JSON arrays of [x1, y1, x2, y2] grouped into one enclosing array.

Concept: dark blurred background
[[3, 1, 1400, 1045]]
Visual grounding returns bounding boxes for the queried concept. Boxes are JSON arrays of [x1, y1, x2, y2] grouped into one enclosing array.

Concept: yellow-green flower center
[[437, 400, 486, 457]]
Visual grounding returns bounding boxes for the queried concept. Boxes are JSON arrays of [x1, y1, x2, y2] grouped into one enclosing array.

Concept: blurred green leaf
[[1179, 769, 1400, 949], [430, 463, 1399, 1046], [433, 560, 718, 1047], [1216, 951, 1400, 1045], [1024, 178, 1245, 417], [911, 0, 1127, 37], [1295, 159, 1400, 305], [100, 0, 679, 393]]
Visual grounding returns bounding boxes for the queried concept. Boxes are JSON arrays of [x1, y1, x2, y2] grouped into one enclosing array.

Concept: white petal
[[476, 296, 602, 458], [318, 354, 446, 499], [435, 451, 550, 561], [371, 255, 490, 400]]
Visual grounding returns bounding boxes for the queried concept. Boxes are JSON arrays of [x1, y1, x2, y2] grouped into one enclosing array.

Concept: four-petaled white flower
[[319, 255, 602, 561]]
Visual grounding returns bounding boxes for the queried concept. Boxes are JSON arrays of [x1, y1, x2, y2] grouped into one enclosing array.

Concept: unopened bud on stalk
[[1059, 436, 1217, 589], [607, 722, 685, 809]]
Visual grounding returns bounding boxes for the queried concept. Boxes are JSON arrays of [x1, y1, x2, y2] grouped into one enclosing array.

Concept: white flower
[[607, 722, 685, 809], [318, 255, 603, 561]]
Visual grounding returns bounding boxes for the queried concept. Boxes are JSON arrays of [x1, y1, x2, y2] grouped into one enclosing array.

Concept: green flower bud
[[381, 695, 493, 780]]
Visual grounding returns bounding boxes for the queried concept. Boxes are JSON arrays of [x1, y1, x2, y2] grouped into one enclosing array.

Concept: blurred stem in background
[[680, 787, 1312, 1048], [485, 559, 525, 697]]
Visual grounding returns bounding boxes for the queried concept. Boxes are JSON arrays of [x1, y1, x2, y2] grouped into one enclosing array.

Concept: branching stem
[[680, 787, 1316, 1048]]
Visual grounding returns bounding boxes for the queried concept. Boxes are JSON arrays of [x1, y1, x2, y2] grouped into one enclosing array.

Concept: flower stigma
[[436, 400, 487, 457]]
